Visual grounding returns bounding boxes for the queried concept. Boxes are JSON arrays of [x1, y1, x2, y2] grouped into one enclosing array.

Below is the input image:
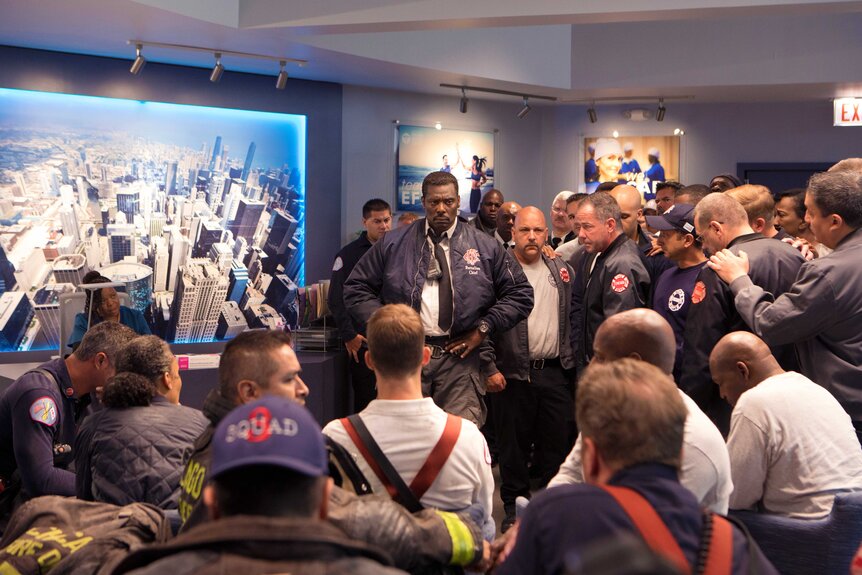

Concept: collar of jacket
[[202, 388, 236, 426], [727, 232, 765, 249], [835, 226, 862, 251], [597, 232, 630, 260]]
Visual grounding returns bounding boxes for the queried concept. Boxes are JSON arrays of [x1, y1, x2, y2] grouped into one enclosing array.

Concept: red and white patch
[[610, 273, 630, 293], [463, 248, 480, 266], [691, 281, 707, 304], [29, 397, 58, 427], [559, 268, 570, 283]]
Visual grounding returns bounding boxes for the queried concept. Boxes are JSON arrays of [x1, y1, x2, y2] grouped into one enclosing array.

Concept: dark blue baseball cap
[[645, 203, 696, 234], [211, 396, 328, 479]]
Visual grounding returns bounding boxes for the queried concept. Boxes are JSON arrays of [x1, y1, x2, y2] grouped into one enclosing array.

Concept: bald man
[[472, 189, 503, 236], [495, 201, 521, 250], [482, 206, 576, 532], [610, 184, 673, 281], [710, 332, 862, 519], [549, 309, 732, 514], [680, 193, 804, 435]]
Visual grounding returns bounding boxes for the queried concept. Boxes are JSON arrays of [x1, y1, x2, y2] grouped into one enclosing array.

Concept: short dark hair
[[367, 304, 425, 379], [594, 181, 618, 193], [212, 465, 325, 518], [807, 170, 862, 229], [709, 173, 743, 193], [581, 192, 622, 228], [114, 335, 173, 385], [774, 188, 807, 220], [102, 372, 155, 408], [422, 171, 459, 197], [675, 184, 710, 205], [219, 330, 294, 401], [362, 198, 391, 219], [655, 181, 683, 194], [74, 321, 137, 364], [566, 192, 589, 206]]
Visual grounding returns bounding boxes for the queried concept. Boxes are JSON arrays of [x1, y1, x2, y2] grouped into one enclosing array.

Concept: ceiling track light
[[656, 98, 666, 122], [275, 60, 288, 90], [459, 88, 468, 114], [209, 53, 224, 83], [130, 43, 146, 75], [588, 103, 598, 124], [517, 96, 532, 119]]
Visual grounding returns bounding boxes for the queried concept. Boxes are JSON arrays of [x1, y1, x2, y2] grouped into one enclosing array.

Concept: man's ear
[[319, 477, 333, 520], [831, 213, 845, 231], [236, 380, 260, 404], [421, 346, 431, 367], [736, 361, 750, 382], [627, 352, 643, 362], [94, 351, 110, 370], [203, 484, 220, 520], [581, 437, 601, 485], [365, 350, 376, 371]]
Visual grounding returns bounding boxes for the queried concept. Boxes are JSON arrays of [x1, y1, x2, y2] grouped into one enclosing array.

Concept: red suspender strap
[[338, 417, 399, 500], [409, 414, 462, 499], [600, 485, 692, 575], [703, 515, 733, 575]]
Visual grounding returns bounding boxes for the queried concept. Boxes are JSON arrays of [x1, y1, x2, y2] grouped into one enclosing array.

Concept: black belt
[[530, 357, 561, 370], [425, 336, 450, 359]]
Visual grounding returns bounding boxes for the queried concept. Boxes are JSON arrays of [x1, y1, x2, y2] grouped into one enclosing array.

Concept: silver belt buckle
[[532, 359, 545, 370]]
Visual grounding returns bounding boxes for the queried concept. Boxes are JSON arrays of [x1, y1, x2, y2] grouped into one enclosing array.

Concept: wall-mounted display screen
[[582, 135, 680, 198], [396, 124, 495, 214], [0, 88, 306, 352]]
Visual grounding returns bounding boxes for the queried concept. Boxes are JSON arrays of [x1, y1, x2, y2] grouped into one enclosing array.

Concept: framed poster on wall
[[0, 87, 306, 351], [395, 124, 495, 213], [581, 135, 681, 199]]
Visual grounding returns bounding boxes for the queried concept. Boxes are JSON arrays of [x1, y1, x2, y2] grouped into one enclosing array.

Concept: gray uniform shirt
[[730, 227, 862, 425]]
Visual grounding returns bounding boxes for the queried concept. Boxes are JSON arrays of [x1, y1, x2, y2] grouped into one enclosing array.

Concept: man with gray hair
[[548, 191, 575, 248], [708, 167, 862, 442], [571, 192, 650, 368], [680, 193, 804, 435]]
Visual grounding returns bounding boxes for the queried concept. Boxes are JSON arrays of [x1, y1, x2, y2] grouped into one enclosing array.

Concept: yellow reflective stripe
[[436, 510, 475, 566], [0, 562, 24, 575]]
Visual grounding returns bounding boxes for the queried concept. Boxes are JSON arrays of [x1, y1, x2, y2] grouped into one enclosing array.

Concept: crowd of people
[[1, 159, 862, 574]]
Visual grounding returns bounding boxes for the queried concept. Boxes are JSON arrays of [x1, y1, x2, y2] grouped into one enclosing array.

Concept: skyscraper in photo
[[167, 259, 229, 343], [209, 136, 222, 171], [242, 141, 256, 181], [230, 198, 265, 244], [52, 254, 89, 287], [0, 292, 34, 352], [107, 223, 136, 263], [116, 189, 140, 223]]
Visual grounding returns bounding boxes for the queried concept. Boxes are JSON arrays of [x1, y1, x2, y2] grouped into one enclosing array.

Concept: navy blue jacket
[[328, 232, 374, 341], [0, 358, 81, 498], [498, 463, 778, 575], [344, 219, 533, 337], [482, 254, 575, 381]]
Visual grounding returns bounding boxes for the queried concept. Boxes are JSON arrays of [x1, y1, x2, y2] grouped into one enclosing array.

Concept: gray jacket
[[482, 254, 576, 381], [730, 227, 862, 425]]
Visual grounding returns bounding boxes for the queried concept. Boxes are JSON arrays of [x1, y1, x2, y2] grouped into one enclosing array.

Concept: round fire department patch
[[691, 281, 707, 304], [559, 268, 570, 283], [610, 273, 630, 293]]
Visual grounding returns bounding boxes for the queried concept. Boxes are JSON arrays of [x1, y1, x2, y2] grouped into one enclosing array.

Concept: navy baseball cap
[[645, 203, 696, 234], [211, 396, 328, 479]]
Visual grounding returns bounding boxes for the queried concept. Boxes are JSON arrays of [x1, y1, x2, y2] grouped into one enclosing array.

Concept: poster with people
[[396, 124, 495, 213], [582, 135, 680, 199]]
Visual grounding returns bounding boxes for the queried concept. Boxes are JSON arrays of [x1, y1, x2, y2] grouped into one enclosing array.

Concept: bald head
[[709, 331, 783, 406], [609, 185, 644, 241], [513, 206, 547, 264], [514, 206, 546, 227], [593, 309, 676, 375]]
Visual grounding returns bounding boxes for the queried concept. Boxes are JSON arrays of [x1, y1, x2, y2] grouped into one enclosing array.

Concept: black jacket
[[344, 218, 534, 338], [572, 234, 651, 367], [679, 233, 804, 434], [328, 232, 374, 341], [483, 254, 576, 381], [75, 397, 208, 509]]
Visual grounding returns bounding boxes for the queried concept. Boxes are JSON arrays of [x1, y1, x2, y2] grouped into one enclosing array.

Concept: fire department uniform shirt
[[652, 262, 707, 381], [323, 398, 494, 527], [0, 358, 79, 498]]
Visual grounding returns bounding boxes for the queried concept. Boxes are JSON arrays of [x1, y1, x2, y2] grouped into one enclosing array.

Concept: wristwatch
[[477, 320, 491, 336]]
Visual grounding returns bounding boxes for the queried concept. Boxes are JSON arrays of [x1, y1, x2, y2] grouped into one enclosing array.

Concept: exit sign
[[834, 98, 862, 126]]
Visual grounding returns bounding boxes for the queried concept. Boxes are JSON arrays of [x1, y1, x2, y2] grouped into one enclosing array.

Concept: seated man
[[0, 322, 137, 514], [324, 304, 494, 534], [497, 359, 777, 575], [549, 309, 732, 515], [710, 331, 862, 518], [75, 335, 208, 509], [112, 397, 405, 574], [176, 329, 487, 573]]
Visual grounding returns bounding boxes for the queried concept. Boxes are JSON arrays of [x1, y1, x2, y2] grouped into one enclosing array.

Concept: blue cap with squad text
[[211, 396, 328, 479]]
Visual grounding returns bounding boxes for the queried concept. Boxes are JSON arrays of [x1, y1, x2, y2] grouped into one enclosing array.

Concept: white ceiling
[[2, 0, 862, 104]]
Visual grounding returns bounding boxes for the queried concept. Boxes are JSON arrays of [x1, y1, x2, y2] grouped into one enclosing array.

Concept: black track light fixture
[[588, 103, 597, 124], [517, 96, 532, 119], [459, 88, 468, 114], [656, 98, 666, 122]]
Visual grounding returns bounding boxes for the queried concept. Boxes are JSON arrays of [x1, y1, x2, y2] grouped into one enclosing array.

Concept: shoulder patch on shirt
[[331, 257, 343, 272], [691, 281, 707, 304], [668, 288, 686, 312], [559, 268, 570, 283], [463, 248, 480, 266], [29, 396, 58, 426], [610, 273, 630, 293]]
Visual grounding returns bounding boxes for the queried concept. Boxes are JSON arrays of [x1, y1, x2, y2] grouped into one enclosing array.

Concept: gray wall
[[0, 45, 343, 284]]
